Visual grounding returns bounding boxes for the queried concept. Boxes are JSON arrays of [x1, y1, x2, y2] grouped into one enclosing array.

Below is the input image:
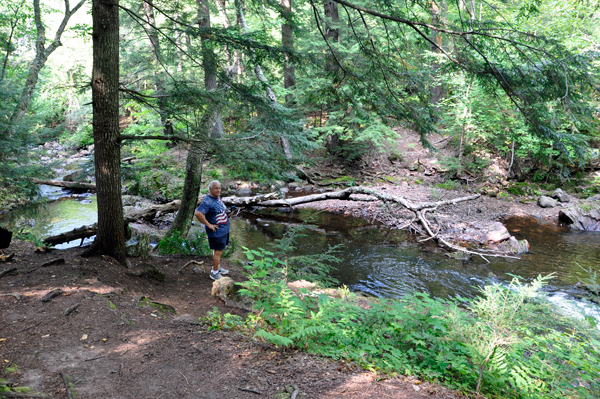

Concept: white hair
[[208, 180, 221, 189]]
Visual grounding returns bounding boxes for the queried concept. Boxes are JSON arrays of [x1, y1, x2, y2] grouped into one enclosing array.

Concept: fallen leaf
[[0, 338, 7, 342], [3, 359, 9, 363], [102, 338, 108, 342], [41, 334, 50, 338], [80, 334, 88, 341], [84, 344, 89, 348], [267, 370, 277, 374], [150, 313, 157, 317]]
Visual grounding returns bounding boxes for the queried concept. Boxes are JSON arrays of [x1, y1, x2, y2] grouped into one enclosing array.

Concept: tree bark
[[167, 141, 206, 238], [88, 0, 127, 266], [281, 0, 295, 105], [6, 0, 86, 133], [324, 0, 339, 72]]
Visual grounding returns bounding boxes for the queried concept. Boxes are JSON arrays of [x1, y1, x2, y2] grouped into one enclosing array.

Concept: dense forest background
[[1, 0, 599, 210]]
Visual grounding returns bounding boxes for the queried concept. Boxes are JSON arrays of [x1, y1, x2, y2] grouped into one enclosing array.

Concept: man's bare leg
[[213, 250, 223, 272]]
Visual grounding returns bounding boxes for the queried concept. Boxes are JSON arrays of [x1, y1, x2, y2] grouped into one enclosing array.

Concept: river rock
[[485, 222, 510, 243], [288, 182, 300, 189], [234, 188, 253, 197], [499, 236, 530, 255], [550, 188, 570, 203], [538, 196, 558, 208], [559, 200, 600, 231], [125, 233, 152, 257]]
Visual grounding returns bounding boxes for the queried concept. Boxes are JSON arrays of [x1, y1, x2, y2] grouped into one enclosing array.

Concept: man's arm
[[195, 210, 218, 232]]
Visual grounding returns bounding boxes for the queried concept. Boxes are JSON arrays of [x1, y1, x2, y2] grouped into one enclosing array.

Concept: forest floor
[[0, 129, 583, 398]]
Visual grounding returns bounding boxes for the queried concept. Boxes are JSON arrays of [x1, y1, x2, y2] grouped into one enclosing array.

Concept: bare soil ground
[[0, 240, 461, 399]]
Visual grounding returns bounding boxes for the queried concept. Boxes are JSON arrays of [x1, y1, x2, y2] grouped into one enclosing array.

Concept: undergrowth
[[156, 230, 237, 258], [205, 243, 600, 399]]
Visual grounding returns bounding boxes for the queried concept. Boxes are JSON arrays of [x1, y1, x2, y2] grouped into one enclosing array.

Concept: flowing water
[[2, 191, 599, 322]]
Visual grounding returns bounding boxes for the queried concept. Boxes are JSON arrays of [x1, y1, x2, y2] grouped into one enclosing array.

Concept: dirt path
[[1, 241, 461, 399]]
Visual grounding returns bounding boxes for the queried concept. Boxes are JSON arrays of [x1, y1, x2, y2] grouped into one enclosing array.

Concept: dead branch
[[290, 385, 300, 399], [2, 360, 12, 374], [238, 387, 262, 395], [83, 355, 105, 362], [40, 258, 65, 267], [30, 178, 96, 191], [124, 200, 181, 222], [0, 267, 17, 279], [41, 289, 63, 303], [43, 224, 98, 246], [179, 260, 204, 274], [63, 303, 82, 316], [15, 321, 42, 334]]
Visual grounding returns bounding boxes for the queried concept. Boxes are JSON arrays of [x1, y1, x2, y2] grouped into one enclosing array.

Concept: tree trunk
[[281, 0, 295, 105], [142, 0, 173, 138], [198, 0, 225, 138], [88, 0, 127, 266], [6, 0, 85, 134], [168, 141, 206, 238], [324, 0, 339, 72]]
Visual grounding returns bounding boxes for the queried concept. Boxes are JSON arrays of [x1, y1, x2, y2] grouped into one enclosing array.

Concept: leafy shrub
[[157, 230, 237, 258]]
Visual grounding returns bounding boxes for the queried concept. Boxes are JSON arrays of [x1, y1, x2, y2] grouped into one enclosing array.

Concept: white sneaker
[[219, 267, 229, 275], [210, 270, 222, 280]]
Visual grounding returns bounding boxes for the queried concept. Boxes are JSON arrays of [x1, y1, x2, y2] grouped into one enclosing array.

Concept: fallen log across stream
[[31, 178, 96, 191]]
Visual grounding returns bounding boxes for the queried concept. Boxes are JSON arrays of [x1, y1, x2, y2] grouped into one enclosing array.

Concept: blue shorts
[[208, 233, 229, 251]]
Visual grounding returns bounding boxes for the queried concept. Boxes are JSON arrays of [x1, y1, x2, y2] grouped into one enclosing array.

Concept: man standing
[[194, 180, 231, 280]]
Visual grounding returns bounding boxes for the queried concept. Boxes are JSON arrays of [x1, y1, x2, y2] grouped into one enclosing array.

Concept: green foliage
[[14, 231, 46, 248], [156, 230, 237, 258], [157, 230, 212, 256], [434, 180, 461, 191], [272, 225, 342, 287]]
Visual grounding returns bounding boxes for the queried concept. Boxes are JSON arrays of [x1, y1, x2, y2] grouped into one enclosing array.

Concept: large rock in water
[[559, 197, 600, 231], [485, 222, 510, 243]]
